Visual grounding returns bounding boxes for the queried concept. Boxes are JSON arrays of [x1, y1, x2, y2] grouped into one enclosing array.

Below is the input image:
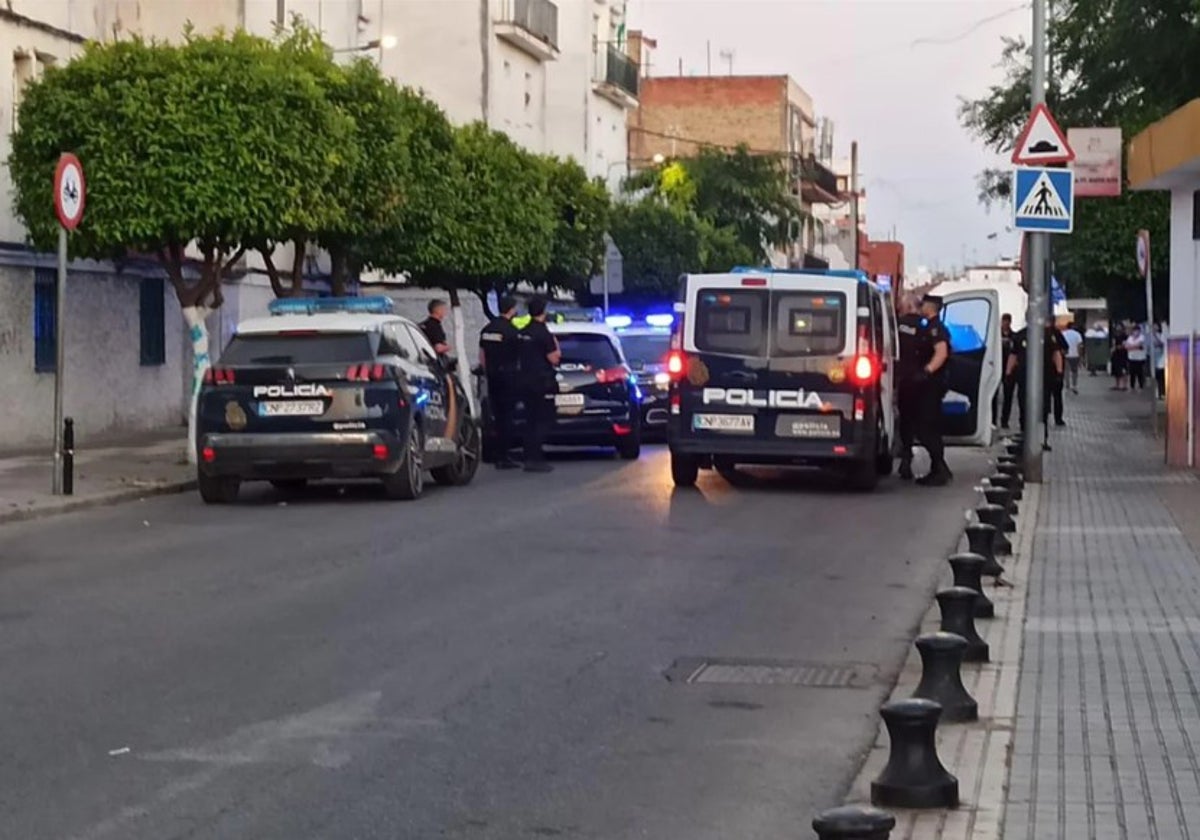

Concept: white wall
[[1170, 188, 1196, 337]]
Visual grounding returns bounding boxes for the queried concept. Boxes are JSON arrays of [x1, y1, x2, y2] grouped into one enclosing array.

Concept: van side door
[[939, 289, 1002, 446]]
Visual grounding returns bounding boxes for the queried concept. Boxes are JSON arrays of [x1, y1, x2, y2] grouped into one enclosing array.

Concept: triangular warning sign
[[1011, 103, 1075, 164], [1016, 171, 1069, 218]]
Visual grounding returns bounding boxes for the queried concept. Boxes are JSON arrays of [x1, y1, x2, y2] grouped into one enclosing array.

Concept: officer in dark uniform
[[999, 313, 1018, 428], [1006, 322, 1064, 452], [479, 295, 521, 470], [517, 295, 561, 473], [897, 293, 953, 485]]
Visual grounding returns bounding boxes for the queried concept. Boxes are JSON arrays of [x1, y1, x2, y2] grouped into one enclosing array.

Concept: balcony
[[495, 0, 559, 62], [796, 155, 841, 204], [592, 43, 639, 109]]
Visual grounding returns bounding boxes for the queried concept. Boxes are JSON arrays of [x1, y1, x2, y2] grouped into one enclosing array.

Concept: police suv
[[195, 296, 479, 504], [667, 268, 899, 491], [606, 313, 675, 437]]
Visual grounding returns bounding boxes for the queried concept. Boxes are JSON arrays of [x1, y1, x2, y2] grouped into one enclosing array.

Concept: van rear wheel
[[671, 451, 699, 487]]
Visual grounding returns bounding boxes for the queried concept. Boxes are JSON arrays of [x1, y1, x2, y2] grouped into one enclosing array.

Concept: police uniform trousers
[[487, 370, 517, 459], [898, 378, 946, 465], [521, 377, 556, 465]]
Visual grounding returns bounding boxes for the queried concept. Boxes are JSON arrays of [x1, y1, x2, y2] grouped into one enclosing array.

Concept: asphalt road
[[0, 445, 991, 840]]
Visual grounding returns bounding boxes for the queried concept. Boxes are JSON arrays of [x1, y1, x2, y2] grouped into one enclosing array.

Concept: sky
[[626, 0, 1031, 274]]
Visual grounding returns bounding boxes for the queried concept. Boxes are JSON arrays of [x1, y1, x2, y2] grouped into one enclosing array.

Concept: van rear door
[[939, 288, 1002, 446]]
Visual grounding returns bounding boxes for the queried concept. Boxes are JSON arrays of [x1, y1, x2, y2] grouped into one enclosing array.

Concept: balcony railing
[[498, 0, 559, 50], [603, 44, 638, 99], [796, 155, 840, 204]]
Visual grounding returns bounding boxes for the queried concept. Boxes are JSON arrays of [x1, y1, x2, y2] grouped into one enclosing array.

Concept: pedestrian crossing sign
[[1012, 167, 1074, 234]]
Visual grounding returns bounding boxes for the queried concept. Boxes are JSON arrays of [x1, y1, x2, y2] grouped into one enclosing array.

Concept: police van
[[666, 268, 1002, 491]]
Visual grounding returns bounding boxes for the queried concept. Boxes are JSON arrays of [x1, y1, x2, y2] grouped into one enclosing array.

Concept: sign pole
[[1023, 0, 1048, 483], [50, 152, 85, 495], [1139, 230, 1158, 439], [52, 225, 66, 495]]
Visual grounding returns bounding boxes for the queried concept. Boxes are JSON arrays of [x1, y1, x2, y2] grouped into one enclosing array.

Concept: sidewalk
[[0, 430, 194, 524], [1004, 380, 1200, 838]]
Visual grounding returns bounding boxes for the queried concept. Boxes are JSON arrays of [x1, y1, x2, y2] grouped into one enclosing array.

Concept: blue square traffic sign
[[1012, 167, 1074, 234]]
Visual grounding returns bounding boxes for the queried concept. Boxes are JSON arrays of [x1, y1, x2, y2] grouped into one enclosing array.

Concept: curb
[[0, 479, 197, 526]]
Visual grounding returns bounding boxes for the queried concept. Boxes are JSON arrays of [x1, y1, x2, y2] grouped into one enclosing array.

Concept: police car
[[667, 268, 899, 491], [480, 321, 642, 461], [606, 313, 675, 437], [195, 296, 480, 504]]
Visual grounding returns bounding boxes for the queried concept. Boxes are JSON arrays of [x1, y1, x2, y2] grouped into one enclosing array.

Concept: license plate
[[555, 393, 585, 408], [258, 400, 325, 417], [692, 413, 755, 433], [775, 414, 840, 439]]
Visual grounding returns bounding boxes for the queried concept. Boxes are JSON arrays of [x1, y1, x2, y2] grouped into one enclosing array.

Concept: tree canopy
[[958, 0, 1194, 315]]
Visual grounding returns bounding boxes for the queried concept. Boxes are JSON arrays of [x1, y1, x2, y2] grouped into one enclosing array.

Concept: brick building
[[628, 73, 840, 268]]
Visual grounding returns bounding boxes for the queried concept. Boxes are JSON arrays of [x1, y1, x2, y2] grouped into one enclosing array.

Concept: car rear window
[[220, 333, 377, 365], [694, 289, 768, 356], [620, 334, 671, 366], [556, 333, 621, 369], [772, 292, 847, 356]]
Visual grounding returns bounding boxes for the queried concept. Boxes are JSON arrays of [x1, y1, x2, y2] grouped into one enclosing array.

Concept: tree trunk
[[329, 249, 348, 297], [181, 303, 212, 466], [447, 287, 477, 417]]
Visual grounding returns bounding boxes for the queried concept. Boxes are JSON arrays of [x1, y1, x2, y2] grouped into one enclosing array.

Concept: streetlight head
[[380, 34, 398, 50]]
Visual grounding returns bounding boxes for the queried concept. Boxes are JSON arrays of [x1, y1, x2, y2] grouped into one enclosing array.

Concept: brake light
[[204, 367, 235, 385], [741, 277, 768, 287], [346, 364, 390, 382], [372, 443, 389, 460], [595, 366, 630, 385], [667, 350, 686, 380], [850, 354, 875, 385], [201, 446, 216, 463], [854, 397, 866, 422], [613, 423, 633, 436]]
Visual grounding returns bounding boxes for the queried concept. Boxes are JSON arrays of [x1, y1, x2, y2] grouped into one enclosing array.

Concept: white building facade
[[0, 0, 636, 449]]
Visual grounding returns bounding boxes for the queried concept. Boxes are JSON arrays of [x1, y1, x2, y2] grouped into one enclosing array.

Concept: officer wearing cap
[[897, 293, 953, 485], [479, 295, 521, 469]]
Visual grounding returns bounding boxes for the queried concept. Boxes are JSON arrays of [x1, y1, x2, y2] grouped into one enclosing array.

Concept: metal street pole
[[1145, 254, 1158, 438], [851, 140, 860, 270], [1023, 0, 1048, 482], [52, 226, 66, 495]]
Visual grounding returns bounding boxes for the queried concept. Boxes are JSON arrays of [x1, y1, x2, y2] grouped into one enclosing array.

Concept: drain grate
[[664, 657, 869, 688]]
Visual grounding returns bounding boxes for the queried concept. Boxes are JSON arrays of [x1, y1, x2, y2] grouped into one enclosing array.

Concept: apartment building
[[628, 73, 840, 268]]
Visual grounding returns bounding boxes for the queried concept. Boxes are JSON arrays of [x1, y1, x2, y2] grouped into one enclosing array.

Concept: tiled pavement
[[1004, 382, 1200, 839]]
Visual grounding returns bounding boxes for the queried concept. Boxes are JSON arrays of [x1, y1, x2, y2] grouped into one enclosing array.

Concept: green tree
[[958, 1, 1192, 313], [532, 156, 611, 299], [9, 30, 353, 458]]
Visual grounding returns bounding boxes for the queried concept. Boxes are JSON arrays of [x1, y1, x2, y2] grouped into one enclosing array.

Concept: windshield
[[620, 334, 671, 367], [556, 333, 621, 369], [220, 333, 377, 365]]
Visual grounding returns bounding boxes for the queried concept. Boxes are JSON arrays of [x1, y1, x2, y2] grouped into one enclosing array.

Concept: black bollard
[[984, 478, 1019, 516], [812, 805, 896, 840], [1004, 441, 1021, 458], [989, 471, 1023, 503], [948, 552, 994, 618], [995, 463, 1025, 499], [982, 488, 1016, 533], [937, 587, 989, 662], [870, 698, 960, 809], [62, 416, 75, 496], [965, 522, 1005, 578], [975, 504, 1013, 555], [912, 632, 978, 723]]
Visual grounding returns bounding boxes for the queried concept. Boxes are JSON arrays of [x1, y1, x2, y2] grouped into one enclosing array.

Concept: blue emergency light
[[268, 295, 395, 316], [645, 313, 675, 328], [605, 314, 633, 328]]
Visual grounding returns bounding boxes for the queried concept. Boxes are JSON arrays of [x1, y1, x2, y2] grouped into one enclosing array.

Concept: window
[[557, 333, 620, 369], [219, 333, 377, 365], [405, 324, 440, 365], [942, 298, 991, 354], [380, 323, 420, 359], [694, 289, 767, 356], [619, 333, 670, 367], [869, 290, 885, 351], [771, 291, 847, 357], [33, 269, 55, 373], [139, 277, 166, 366]]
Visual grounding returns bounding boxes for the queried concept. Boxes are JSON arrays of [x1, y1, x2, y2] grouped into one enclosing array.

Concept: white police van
[[666, 268, 1000, 491]]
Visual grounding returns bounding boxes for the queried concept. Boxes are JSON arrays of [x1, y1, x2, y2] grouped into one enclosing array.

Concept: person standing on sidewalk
[[1154, 322, 1167, 399], [1111, 324, 1129, 390], [999, 313, 1018, 429], [1049, 324, 1069, 426], [1125, 324, 1148, 391], [1061, 320, 1083, 393], [1008, 323, 1065, 450]]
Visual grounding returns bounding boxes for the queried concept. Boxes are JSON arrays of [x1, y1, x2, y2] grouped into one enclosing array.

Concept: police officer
[[419, 299, 451, 357], [479, 295, 521, 470], [897, 293, 953, 486], [517, 295, 561, 473], [1006, 322, 1064, 452]]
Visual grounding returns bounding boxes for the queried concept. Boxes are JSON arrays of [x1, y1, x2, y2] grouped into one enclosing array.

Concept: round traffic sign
[[54, 153, 85, 230], [1136, 230, 1150, 278]]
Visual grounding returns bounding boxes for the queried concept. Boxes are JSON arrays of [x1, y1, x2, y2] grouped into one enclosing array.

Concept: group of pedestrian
[[998, 312, 1066, 450], [1107, 321, 1165, 398]]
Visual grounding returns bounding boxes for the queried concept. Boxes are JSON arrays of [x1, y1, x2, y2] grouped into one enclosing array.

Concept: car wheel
[[382, 423, 425, 500], [616, 429, 642, 460], [198, 472, 240, 504], [432, 420, 481, 486], [671, 451, 699, 487]]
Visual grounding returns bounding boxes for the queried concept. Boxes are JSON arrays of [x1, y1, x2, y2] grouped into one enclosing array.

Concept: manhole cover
[[664, 657, 870, 688]]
